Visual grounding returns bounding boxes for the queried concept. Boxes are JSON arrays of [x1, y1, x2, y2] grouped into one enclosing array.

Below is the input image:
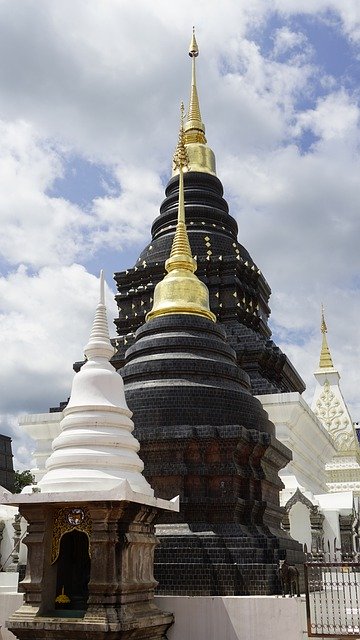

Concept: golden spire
[[172, 29, 216, 177], [146, 104, 216, 323], [184, 27, 206, 145], [319, 305, 334, 368]]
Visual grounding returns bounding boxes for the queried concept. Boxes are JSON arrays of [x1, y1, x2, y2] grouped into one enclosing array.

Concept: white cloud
[[0, 119, 90, 267], [296, 90, 360, 143], [273, 0, 360, 43], [272, 27, 309, 58], [0, 264, 118, 467], [0, 264, 117, 411], [91, 165, 163, 251]]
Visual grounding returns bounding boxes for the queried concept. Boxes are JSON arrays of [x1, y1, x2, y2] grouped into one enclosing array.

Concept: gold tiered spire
[[146, 104, 216, 323], [172, 29, 216, 177], [184, 27, 206, 145], [319, 305, 334, 368]]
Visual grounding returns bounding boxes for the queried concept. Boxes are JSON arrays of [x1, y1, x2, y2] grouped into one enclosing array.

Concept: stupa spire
[[168, 102, 194, 269], [185, 27, 206, 145], [38, 271, 154, 496], [84, 269, 115, 362], [319, 304, 334, 369], [146, 105, 216, 322], [172, 29, 216, 176]]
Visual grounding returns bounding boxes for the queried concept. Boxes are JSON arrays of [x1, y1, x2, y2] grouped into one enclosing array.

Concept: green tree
[[13, 470, 35, 493]]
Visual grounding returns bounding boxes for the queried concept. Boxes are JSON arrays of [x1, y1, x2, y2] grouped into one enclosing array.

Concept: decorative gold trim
[[51, 507, 92, 564]]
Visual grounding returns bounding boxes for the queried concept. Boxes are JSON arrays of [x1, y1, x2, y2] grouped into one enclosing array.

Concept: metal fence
[[305, 543, 360, 638]]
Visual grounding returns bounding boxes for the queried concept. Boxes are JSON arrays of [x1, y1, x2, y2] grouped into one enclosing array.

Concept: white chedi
[[39, 271, 153, 496]]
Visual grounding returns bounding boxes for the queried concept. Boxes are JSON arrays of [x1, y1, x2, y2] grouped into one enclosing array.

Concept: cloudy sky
[[0, 0, 359, 469]]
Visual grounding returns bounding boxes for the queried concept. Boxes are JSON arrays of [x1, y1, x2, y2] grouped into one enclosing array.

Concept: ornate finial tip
[[189, 27, 199, 57], [321, 304, 327, 334]]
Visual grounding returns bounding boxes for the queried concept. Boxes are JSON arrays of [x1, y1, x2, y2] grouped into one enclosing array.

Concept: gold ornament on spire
[[172, 28, 216, 177], [319, 305, 334, 368], [173, 102, 189, 173], [146, 105, 216, 323]]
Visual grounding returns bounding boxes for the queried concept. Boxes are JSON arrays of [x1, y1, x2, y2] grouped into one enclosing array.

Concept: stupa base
[[154, 529, 304, 596]]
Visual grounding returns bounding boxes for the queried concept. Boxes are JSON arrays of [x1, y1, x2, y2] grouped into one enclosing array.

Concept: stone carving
[[283, 489, 324, 553], [284, 488, 314, 513], [314, 380, 354, 451], [51, 506, 92, 564], [339, 513, 355, 555]]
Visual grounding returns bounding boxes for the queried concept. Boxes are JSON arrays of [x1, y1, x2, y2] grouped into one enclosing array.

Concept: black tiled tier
[[113, 171, 305, 395], [122, 313, 304, 595], [124, 315, 273, 435]]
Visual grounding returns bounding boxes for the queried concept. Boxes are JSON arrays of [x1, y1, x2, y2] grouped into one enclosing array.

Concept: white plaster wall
[[289, 502, 312, 550], [0, 592, 308, 640], [322, 510, 341, 556], [0, 575, 23, 640], [155, 596, 307, 640]]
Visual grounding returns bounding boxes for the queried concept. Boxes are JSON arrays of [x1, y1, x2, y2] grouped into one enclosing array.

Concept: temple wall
[[156, 596, 306, 640], [1, 593, 307, 640], [0, 575, 23, 640]]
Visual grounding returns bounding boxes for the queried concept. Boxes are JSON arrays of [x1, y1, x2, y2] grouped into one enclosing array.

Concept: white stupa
[[38, 271, 154, 496]]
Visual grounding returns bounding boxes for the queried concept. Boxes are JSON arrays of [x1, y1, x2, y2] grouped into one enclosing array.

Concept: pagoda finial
[[319, 304, 334, 368], [84, 270, 115, 361], [146, 105, 215, 323], [184, 27, 206, 145], [172, 30, 216, 177]]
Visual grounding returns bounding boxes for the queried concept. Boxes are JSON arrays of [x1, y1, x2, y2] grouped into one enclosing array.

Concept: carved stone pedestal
[[6, 495, 174, 640]]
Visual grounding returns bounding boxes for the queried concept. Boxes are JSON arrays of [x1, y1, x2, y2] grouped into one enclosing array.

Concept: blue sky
[[0, 0, 360, 467]]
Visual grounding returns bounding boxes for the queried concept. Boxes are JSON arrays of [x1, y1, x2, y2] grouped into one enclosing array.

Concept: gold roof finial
[[172, 29, 216, 177], [319, 304, 334, 368], [146, 104, 216, 323], [185, 27, 206, 145]]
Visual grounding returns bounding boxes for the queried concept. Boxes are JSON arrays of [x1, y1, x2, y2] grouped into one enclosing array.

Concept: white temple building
[[258, 308, 360, 555]]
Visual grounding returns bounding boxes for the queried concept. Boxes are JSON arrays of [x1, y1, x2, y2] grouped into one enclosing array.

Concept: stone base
[[8, 603, 173, 640]]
